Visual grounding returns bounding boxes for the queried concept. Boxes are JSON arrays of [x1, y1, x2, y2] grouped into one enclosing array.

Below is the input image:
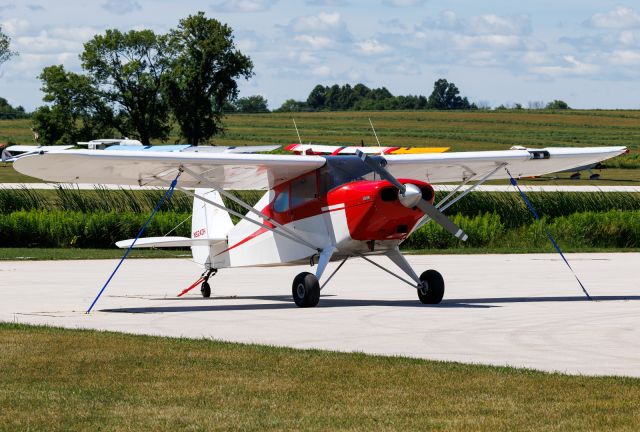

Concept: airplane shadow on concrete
[[101, 294, 493, 313], [100, 294, 640, 314]]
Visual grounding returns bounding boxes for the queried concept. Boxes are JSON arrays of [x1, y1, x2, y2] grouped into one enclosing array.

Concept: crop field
[[213, 110, 640, 153], [1, 323, 639, 431], [1, 110, 639, 183]]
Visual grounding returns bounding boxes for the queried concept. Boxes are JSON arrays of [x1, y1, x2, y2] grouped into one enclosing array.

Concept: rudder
[[191, 188, 234, 267]]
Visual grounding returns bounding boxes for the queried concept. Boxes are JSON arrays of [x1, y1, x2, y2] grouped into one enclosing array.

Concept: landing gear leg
[[200, 268, 217, 298]]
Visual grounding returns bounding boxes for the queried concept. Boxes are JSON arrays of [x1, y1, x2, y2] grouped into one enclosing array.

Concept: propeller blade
[[356, 150, 406, 193], [356, 150, 468, 241], [415, 200, 468, 241]]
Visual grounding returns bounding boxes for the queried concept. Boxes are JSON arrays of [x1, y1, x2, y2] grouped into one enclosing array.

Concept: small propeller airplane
[[14, 143, 627, 307]]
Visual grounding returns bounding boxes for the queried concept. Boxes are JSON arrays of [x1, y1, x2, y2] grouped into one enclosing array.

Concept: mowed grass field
[[1, 110, 639, 183], [1, 323, 639, 431]]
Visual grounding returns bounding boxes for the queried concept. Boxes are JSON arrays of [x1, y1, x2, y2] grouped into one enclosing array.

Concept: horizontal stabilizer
[[115, 236, 226, 249]]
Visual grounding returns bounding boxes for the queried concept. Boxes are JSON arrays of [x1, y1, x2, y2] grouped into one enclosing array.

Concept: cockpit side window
[[290, 172, 317, 208], [273, 188, 289, 213]]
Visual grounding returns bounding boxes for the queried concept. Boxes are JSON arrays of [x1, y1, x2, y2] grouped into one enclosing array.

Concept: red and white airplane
[[14, 144, 627, 307]]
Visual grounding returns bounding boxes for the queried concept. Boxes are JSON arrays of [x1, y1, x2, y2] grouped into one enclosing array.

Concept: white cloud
[[586, 6, 640, 29], [101, 0, 141, 15], [311, 65, 331, 76], [382, 0, 426, 7], [608, 49, 640, 65], [452, 34, 523, 51], [532, 55, 599, 77], [210, 0, 278, 13], [355, 38, 391, 55], [1, 18, 30, 35], [294, 34, 334, 49], [305, 0, 349, 5], [7, 52, 80, 77], [468, 14, 531, 36], [49, 26, 102, 42], [15, 31, 82, 54], [292, 11, 343, 32]]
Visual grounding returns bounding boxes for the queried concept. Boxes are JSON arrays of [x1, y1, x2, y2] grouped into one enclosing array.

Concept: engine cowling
[[327, 179, 434, 241]]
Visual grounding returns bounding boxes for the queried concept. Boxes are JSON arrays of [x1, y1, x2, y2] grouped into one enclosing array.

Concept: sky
[[1, 0, 640, 111]]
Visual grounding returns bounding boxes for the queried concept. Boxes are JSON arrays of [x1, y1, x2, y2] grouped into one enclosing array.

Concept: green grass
[[1, 323, 639, 431], [0, 247, 189, 260]]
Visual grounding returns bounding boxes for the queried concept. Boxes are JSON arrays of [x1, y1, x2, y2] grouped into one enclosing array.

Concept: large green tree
[[164, 12, 253, 145], [427, 79, 474, 110], [32, 65, 114, 144], [81, 29, 171, 144]]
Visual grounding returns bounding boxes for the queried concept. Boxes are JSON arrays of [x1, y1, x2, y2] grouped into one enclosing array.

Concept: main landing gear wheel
[[418, 270, 445, 304], [292, 272, 320, 308], [200, 281, 211, 298]]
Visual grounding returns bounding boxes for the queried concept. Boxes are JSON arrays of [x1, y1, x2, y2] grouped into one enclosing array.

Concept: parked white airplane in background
[[2, 139, 281, 162], [1, 145, 74, 162], [14, 144, 627, 307]]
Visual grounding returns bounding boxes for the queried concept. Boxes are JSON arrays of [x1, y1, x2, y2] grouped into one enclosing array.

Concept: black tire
[[292, 272, 320, 308], [418, 270, 445, 304], [200, 281, 211, 298]]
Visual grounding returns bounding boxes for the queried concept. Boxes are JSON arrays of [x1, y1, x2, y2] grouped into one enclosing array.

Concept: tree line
[[276, 79, 476, 112]]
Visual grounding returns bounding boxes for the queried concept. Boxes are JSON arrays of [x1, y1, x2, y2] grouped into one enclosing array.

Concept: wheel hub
[[419, 282, 429, 296], [296, 283, 306, 298]]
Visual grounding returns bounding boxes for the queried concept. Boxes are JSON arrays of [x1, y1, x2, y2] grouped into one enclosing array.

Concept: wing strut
[[87, 171, 181, 313], [180, 166, 320, 251], [412, 163, 506, 233], [506, 168, 592, 300]]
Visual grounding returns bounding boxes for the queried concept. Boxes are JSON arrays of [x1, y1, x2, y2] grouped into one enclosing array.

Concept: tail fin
[[191, 188, 234, 267]]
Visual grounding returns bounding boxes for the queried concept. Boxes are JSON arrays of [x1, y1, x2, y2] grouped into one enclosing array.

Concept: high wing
[[382, 146, 627, 183], [13, 150, 326, 190], [13, 146, 627, 188]]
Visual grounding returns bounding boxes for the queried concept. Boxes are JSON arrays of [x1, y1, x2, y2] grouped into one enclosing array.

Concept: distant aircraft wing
[[13, 150, 326, 190], [381, 146, 628, 183], [2, 145, 74, 162], [285, 143, 449, 155]]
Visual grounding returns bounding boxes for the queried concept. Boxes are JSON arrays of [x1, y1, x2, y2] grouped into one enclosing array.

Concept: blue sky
[[1, 0, 639, 110]]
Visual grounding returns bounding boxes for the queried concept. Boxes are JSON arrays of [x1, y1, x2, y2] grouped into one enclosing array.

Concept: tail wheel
[[200, 281, 211, 298], [418, 270, 445, 304], [292, 272, 320, 308]]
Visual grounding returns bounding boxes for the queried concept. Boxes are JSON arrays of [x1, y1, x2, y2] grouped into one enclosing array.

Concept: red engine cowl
[[327, 179, 434, 241]]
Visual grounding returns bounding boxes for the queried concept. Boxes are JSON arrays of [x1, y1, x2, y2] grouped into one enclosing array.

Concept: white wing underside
[[14, 146, 627, 189]]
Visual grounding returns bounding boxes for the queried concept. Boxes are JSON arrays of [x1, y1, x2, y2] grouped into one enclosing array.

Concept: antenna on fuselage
[[292, 118, 303, 145], [368, 118, 383, 155]]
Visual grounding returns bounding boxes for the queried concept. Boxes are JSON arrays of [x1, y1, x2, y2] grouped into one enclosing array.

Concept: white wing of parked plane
[[13, 146, 627, 189], [2, 145, 74, 162], [382, 146, 627, 183], [14, 150, 326, 190]]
